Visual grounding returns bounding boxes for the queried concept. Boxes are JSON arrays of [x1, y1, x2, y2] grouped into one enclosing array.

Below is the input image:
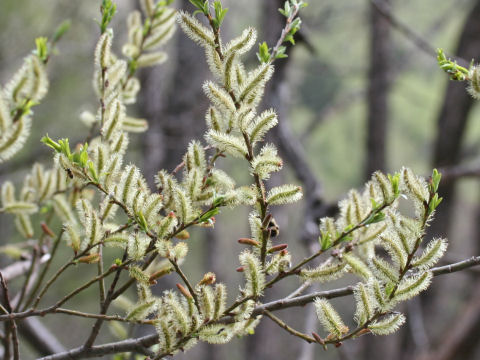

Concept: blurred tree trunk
[[414, 2, 480, 360], [365, 0, 392, 179], [430, 0, 480, 239], [140, 0, 208, 180]]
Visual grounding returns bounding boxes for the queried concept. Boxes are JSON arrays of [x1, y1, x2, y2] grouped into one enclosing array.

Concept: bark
[[365, 0, 392, 179]]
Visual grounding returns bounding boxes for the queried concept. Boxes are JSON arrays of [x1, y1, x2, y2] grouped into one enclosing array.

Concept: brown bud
[[268, 244, 288, 253], [77, 253, 100, 264], [176, 283, 192, 299], [325, 333, 335, 342], [176, 230, 190, 240], [236, 266, 245, 272], [334, 342, 342, 348], [198, 272, 216, 286], [168, 211, 176, 218], [280, 249, 289, 256], [41, 222, 56, 237], [149, 268, 172, 283], [356, 328, 371, 337], [238, 238, 260, 246], [312, 332, 325, 345]]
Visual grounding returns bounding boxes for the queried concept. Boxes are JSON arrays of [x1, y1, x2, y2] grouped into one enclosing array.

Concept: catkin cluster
[[0, 0, 459, 358], [0, 53, 48, 162]]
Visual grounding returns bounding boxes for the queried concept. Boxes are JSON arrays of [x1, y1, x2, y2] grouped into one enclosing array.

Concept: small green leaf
[[388, 173, 400, 197], [197, 207, 220, 224], [87, 161, 99, 183], [35, 37, 49, 62], [275, 46, 288, 59], [52, 20, 71, 43], [100, 0, 117, 34], [41, 135, 62, 152], [430, 168, 442, 193], [320, 231, 332, 250], [257, 42, 271, 63], [136, 211, 149, 232], [365, 211, 385, 225]]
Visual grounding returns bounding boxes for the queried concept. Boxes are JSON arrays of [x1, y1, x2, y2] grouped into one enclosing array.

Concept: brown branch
[[32, 255, 480, 359], [37, 334, 159, 360], [0, 272, 19, 360], [264, 310, 316, 343], [369, 0, 435, 58], [370, 0, 470, 67], [0, 254, 50, 282]]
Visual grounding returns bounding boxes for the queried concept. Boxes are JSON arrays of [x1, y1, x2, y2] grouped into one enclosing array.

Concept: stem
[[0, 273, 19, 360], [14, 246, 38, 312], [24, 230, 65, 310], [270, 4, 302, 60], [264, 310, 316, 343], [83, 250, 128, 348], [170, 259, 200, 308], [97, 246, 106, 304]]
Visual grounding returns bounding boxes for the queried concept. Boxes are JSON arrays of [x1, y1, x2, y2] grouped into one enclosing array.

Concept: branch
[[37, 255, 480, 359], [439, 161, 480, 181], [264, 310, 316, 343], [254, 255, 480, 316], [37, 334, 159, 360], [0, 272, 19, 360], [0, 254, 50, 282], [370, 0, 469, 66]]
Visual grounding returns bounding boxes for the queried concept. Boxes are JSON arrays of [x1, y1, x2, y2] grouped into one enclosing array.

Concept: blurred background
[[1, 0, 480, 359]]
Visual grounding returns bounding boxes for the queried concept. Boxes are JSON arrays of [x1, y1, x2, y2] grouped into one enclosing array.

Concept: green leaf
[[257, 42, 271, 63], [87, 161, 99, 183], [364, 211, 385, 225], [428, 193, 443, 215], [41, 135, 62, 152], [274, 46, 288, 59], [388, 173, 400, 197], [136, 211, 149, 232], [52, 20, 71, 43], [320, 231, 332, 250], [436, 48, 469, 81], [431, 168, 442, 193], [35, 37, 49, 62], [197, 207, 220, 224], [213, 1, 228, 29], [189, 0, 208, 13], [100, 0, 117, 34]]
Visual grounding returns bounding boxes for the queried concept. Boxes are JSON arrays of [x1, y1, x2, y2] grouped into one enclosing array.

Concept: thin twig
[[24, 230, 64, 310], [0, 272, 19, 360], [31, 254, 480, 359], [83, 251, 128, 348], [264, 310, 316, 343]]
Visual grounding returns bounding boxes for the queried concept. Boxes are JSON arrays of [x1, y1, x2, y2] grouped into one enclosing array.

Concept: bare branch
[[0, 254, 50, 282]]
